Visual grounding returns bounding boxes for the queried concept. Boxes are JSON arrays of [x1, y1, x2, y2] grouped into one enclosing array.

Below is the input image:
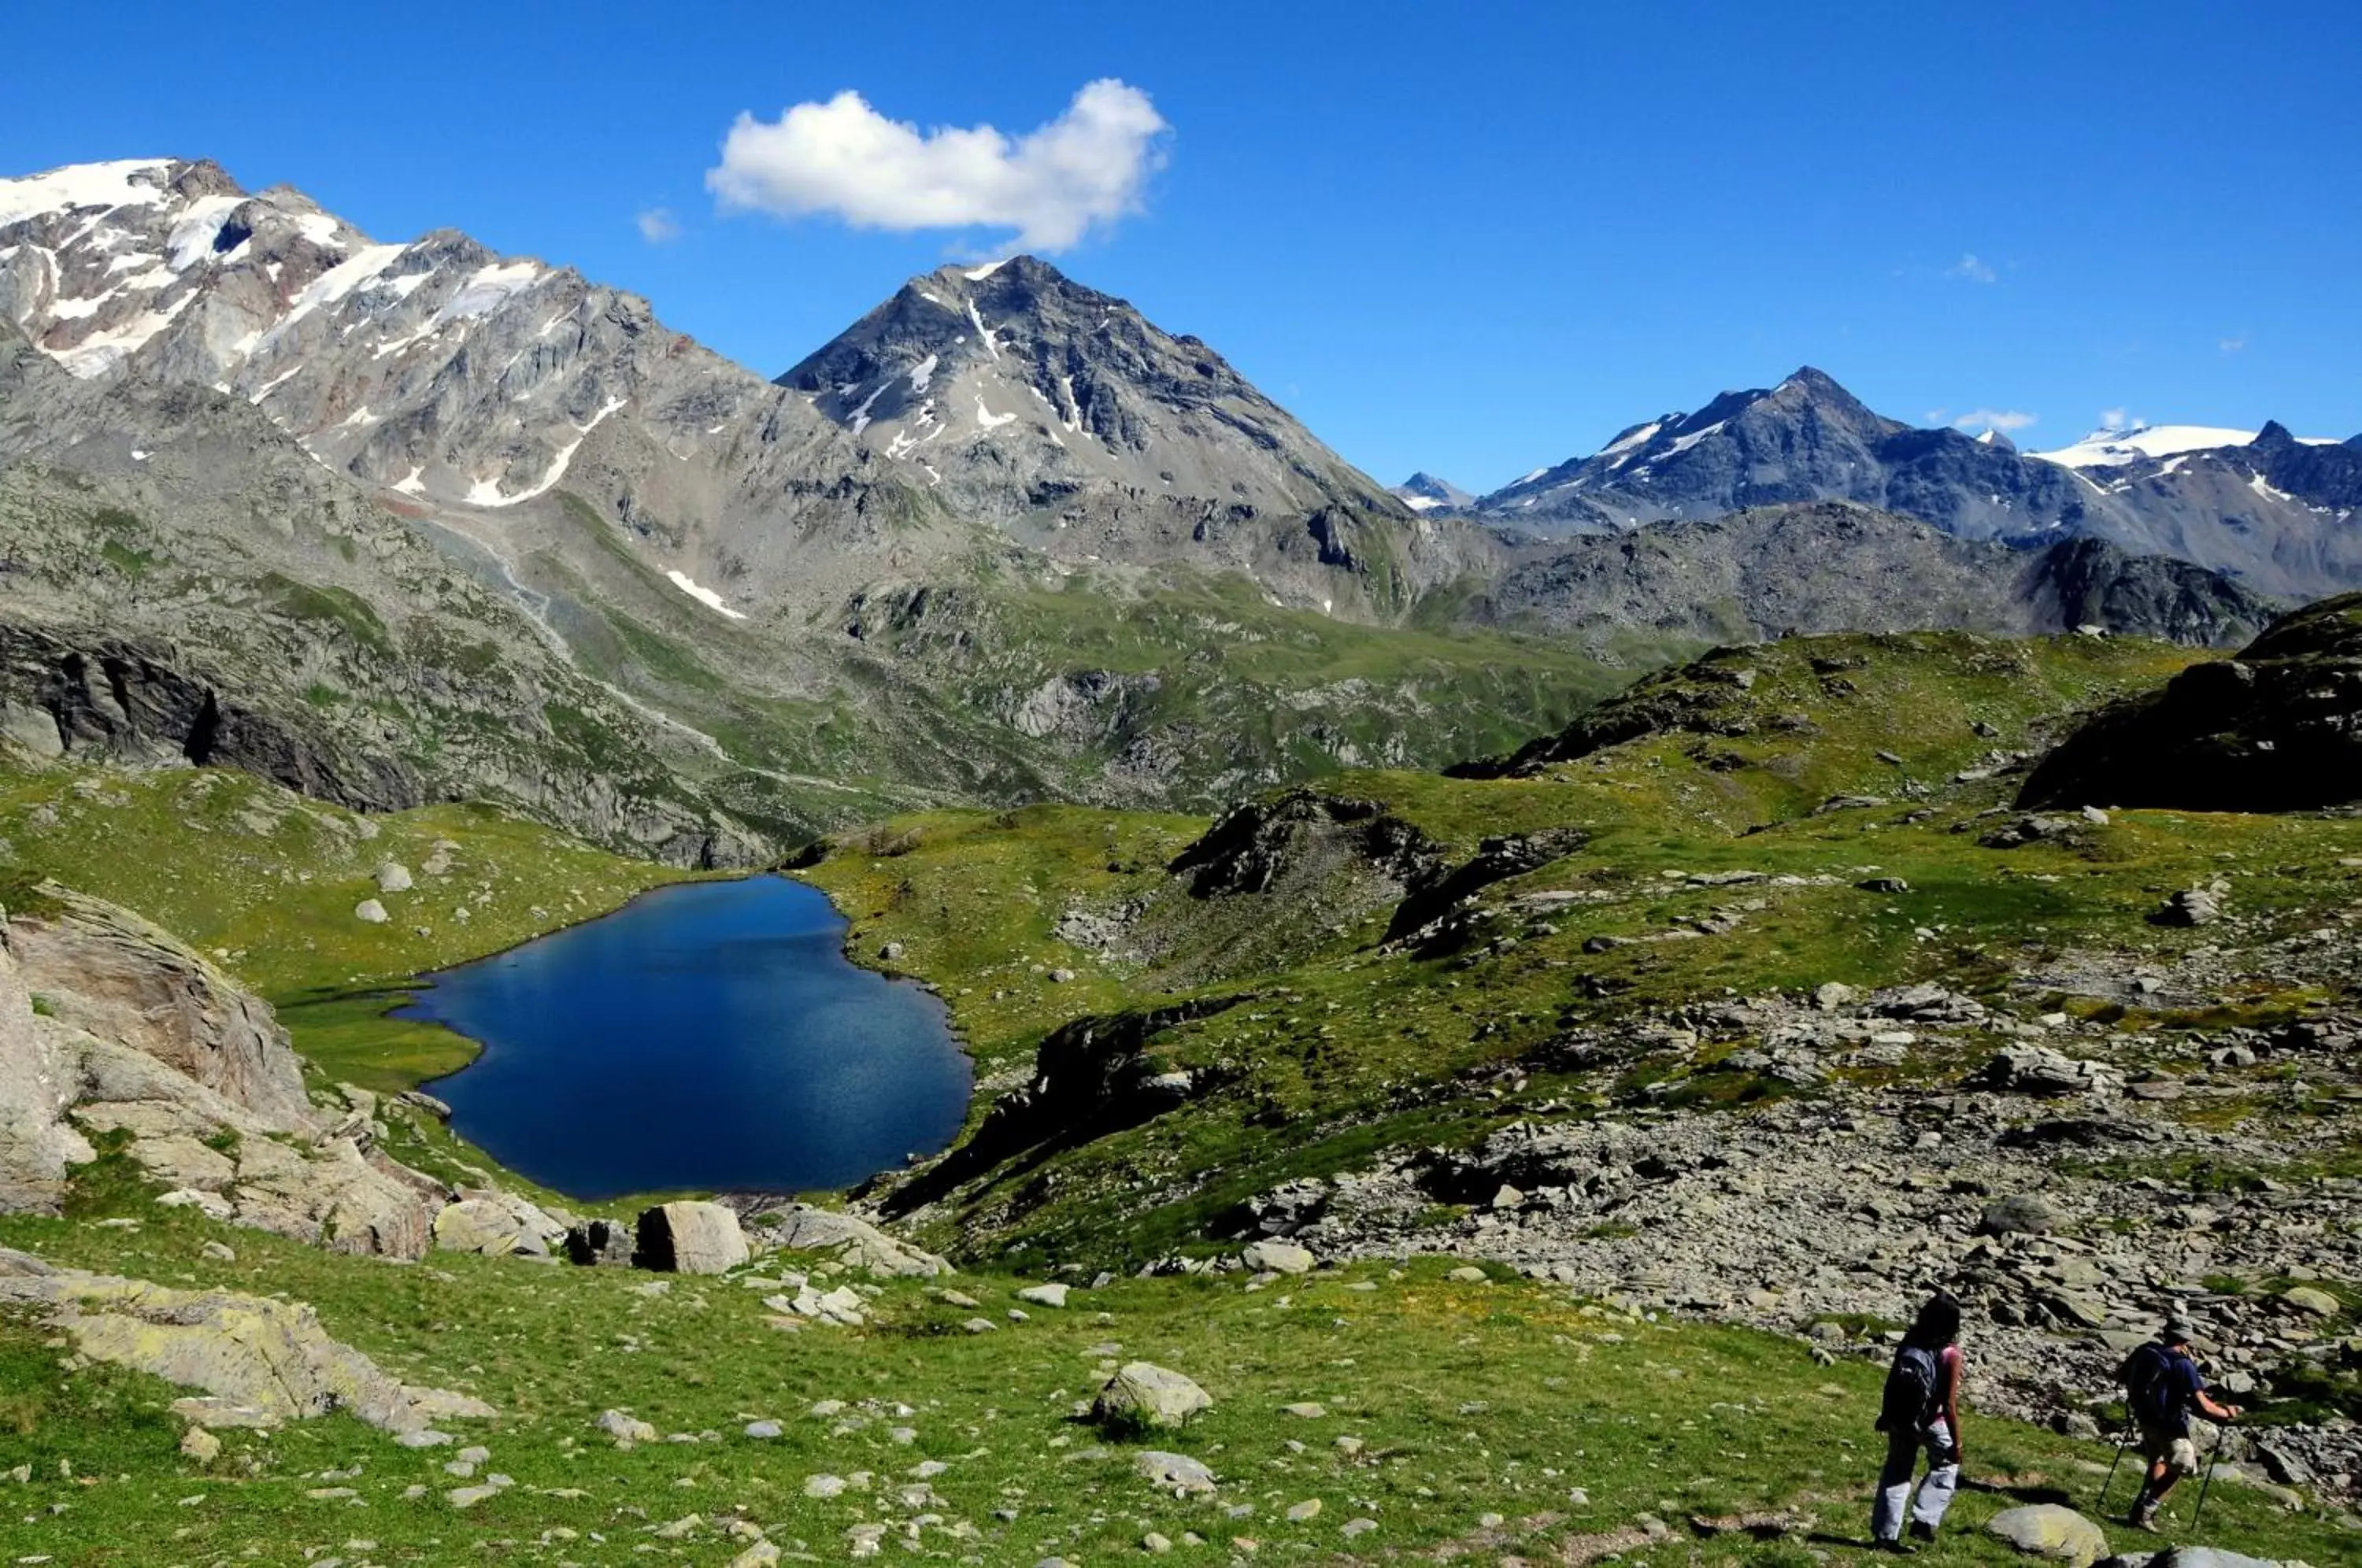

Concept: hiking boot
[[1907, 1521, 1937, 1543], [2125, 1503, 2160, 1533]]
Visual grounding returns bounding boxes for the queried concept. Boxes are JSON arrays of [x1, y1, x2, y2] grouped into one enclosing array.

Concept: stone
[[728, 1544, 782, 1568], [178, 1426, 220, 1462], [0, 1246, 480, 1435], [804, 1474, 847, 1499], [1136, 1450, 1217, 1494], [1983, 1504, 2110, 1568], [635, 1201, 748, 1274], [1280, 1402, 1327, 1418], [433, 1196, 559, 1259], [2282, 1285, 2339, 1318], [594, 1409, 657, 1446], [2144, 1549, 2286, 1568], [1016, 1281, 1070, 1307], [1241, 1241, 1314, 1275], [879, 941, 904, 962], [1093, 1363, 1212, 1431], [744, 1420, 782, 1439], [1980, 1194, 2064, 1236], [2154, 887, 2223, 927], [1447, 1266, 1487, 1283], [1285, 1499, 1321, 1522], [354, 900, 389, 924], [373, 862, 413, 893], [1811, 982, 1858, 1011]]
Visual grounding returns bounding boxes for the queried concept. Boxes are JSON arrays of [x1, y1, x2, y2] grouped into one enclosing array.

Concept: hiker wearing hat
[[2120, 1314, 2241, 1532], [1870, 1291, 1965, 1555]]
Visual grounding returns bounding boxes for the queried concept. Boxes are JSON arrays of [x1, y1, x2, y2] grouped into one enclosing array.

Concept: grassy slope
[[0, 1160, 2340, 1567], [0, 762, 694, 1093], [798, 631, 2362, 1267]]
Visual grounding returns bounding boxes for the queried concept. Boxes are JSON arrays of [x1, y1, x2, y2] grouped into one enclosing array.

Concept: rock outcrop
[[0, 1246, 491, 1434], [2020, 592, 2362, 812], [0, 922, 95, 1211], [753, 1203, 950, 1278], [8, 883, 317, 1129], [1, 883, 445, 1255]]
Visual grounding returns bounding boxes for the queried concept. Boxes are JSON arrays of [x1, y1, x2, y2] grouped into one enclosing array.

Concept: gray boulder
[[1980, 1193, 2065, 1236], [0, 930, 95, 1214], [1135, 1450, 1217, 1495], [1241, 1240, 1316, 1275], [1093, 1363, 1212, 1432], [1984, 1504, 2110, 1568], [635, 1201, 748, 1274]]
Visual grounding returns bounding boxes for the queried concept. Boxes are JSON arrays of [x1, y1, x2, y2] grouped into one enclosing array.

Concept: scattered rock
[[1016, 1281, 1070, 1308], [374, 862, 413, 893], [178, 1426, 220, 1462], [2154, 886, 2225, 927], [354, 900, 389, 925]]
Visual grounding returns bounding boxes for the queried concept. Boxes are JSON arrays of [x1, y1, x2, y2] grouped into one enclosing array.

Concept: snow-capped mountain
[[0, 158, 859, 523], [776, 255, 1435, 586], [1390, 472, 1477, 514], [1476, 368, 2362, 598]]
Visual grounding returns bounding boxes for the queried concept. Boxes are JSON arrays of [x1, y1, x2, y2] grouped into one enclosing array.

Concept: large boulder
[[1985, 1504, 2110, 1568], [0, 1246, 487, 1434], [2021, 591, 2362, 812], [564, 1217, 635, 1267], [635, 1200, 748, 1274], [1093, 1362, 1212, 1432], [755, 1203, 950, 1278], [0, 926, 95, 1213]]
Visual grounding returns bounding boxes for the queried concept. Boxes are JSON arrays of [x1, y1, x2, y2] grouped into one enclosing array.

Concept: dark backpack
[[2120, 1342, 2184, 1426], [1878, 1344, 1941, 1434]]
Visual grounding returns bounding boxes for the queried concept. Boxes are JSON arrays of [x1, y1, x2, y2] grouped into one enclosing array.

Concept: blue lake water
[[399, 875, 972, 1200]]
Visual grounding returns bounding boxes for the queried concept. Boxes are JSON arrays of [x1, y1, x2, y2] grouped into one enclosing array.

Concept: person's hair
[[1905, 1290, 1962, 1349]]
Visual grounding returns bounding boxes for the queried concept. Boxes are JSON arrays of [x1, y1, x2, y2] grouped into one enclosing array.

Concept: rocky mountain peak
[[777, 249, 1412, 560]]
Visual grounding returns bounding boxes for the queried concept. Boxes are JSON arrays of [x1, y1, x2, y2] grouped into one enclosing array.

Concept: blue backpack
[[2121, 1343, 2186, 1426]]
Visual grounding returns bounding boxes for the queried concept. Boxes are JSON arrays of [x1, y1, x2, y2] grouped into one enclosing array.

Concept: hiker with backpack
[[1870, 1291, 1965, 1555], [2120, 1315, 2240, 1533]]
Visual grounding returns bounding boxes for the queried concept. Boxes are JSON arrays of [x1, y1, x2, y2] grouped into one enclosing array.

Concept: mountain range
[[0, 156, 2337, 860], [1416, 368, 2362, 601]]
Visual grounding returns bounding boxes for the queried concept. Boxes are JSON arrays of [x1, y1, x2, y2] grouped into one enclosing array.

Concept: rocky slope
[[1388, 472, 1476, 515], [1478, 368, 2361, 600], [1471, 501, 2279, 651]]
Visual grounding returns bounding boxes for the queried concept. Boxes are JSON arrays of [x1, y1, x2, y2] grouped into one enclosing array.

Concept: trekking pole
[[2189, 1422, 2231, 1532], [2096, 1415, 2134, 1511]]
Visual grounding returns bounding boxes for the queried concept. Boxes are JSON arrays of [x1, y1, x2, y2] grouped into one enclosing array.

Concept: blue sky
[[6, 0, 2357, 490]]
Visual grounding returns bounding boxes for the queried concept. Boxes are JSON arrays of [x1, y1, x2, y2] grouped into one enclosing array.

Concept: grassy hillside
[[0, 1168, 2339, 1567], [791, 630, 2362, 1264]]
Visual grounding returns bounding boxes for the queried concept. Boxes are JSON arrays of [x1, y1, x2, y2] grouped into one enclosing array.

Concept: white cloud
[[2219, 332, 2249, 354], [1952, 408, 2036, 433], [636, 207, 681, 244], [2099, 408, 2134, 431], [706, 79, 1170, 253], [1944, 253, 1997, 284]]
